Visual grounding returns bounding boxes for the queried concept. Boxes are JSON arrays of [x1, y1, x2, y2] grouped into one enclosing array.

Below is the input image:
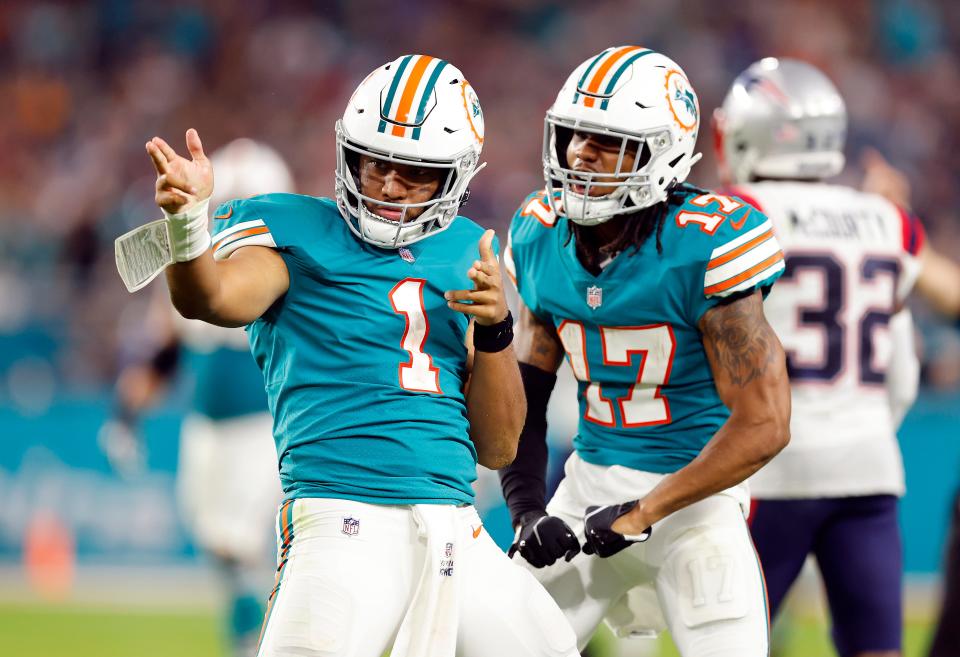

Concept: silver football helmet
[[714, 58, 847, 184]]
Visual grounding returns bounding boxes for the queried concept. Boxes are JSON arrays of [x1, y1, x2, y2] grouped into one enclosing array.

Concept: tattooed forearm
[[515, 303, 565, 372], [700, 291, 781, 388]]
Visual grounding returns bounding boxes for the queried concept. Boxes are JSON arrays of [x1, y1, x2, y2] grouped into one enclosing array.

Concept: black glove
[[582, 502, 652, 558], [508, 511, 581, 568]]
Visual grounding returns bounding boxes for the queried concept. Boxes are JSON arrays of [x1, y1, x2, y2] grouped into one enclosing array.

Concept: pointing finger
[[478, 229, 496, 263], [152, 137, 179, 164], [186, 128, 207, 162], [146, 142, 168, 175]]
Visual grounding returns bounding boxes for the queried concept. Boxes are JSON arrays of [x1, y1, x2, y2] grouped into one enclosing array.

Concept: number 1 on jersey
[[389, 278, 442, 394], [558, 321, 675, 427]]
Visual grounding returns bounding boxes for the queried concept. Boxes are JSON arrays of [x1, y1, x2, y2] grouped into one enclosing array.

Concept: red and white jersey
[[726, 181, 925, 498]]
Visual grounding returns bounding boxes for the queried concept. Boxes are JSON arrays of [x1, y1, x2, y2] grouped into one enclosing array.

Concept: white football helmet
[[210, 138, 295, 209], [714, 57, 847, 184], [335, 55, 485, 248], [544, 47, 702, 225]]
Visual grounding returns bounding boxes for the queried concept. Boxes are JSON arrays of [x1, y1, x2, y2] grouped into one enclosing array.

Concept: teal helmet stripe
[[378, 55, 414, 133], [572, 49, 612, 104], [411, 59, 449, 140], [599, 49, 653, 110]]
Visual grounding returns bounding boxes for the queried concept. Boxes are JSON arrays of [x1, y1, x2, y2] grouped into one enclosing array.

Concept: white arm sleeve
[[886, 308, 920, 429]]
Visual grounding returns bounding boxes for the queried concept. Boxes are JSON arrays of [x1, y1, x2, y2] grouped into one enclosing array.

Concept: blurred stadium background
[[2, 0, 960, 655]]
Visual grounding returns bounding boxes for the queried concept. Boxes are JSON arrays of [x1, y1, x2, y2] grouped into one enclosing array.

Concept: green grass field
[[585, 614, 935, 657], [0, 601, 934, 657], [0, 602, 224, 657]]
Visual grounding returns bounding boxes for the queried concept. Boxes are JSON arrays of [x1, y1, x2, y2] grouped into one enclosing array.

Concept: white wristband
[[162, 198, 211, 262]]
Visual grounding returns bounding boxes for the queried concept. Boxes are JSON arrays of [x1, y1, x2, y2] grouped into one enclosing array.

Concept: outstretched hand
[[445, 229, 509, 326], [146, 128, 214, 214]]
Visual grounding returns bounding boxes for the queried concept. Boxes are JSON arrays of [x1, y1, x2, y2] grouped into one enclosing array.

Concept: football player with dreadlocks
[[498, 47, 791, 655]]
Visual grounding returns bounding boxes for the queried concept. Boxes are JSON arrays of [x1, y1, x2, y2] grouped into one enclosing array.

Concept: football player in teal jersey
[[498, 48, 791, 656], [141, 56, 580, 657]]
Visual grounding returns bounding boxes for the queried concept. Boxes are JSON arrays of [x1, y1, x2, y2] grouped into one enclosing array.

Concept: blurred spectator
[[1, 0, 958, 393]]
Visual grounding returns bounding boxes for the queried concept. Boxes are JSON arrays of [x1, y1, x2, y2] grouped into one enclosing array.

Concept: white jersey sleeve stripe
[[212, 221, 276, 260], [704, 252, 785, 297], [211, 219, 268, 245], [708, 218, 773, 259], [704, 235, 782, 288], [213, 232, 277, 260], [707, 258, 786, 298]]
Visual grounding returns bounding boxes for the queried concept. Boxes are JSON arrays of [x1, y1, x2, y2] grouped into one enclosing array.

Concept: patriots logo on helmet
[[741, 73, 790, 106]]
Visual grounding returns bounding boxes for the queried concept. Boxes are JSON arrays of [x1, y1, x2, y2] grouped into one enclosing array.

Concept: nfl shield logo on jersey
[[398, 247, 416, 263], [341, 517, 360, 536], [586, 285, 603, 309]]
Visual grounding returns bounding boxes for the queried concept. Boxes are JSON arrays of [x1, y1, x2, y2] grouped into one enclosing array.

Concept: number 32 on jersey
[[557, 321, 676, 427]]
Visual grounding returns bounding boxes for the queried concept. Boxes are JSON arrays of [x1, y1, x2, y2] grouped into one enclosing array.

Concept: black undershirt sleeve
[[498, 362, 557, 526]]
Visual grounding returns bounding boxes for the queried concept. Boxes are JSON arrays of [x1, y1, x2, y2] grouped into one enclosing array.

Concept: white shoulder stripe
[[706, 261, 785, 299], [213, 232, 277, 261], [709, 219, 772, 259], [211, 219, 266, 244], [704, 237, 782, 288]]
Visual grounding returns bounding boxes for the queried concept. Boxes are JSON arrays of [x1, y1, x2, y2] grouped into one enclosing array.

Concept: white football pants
[[177, 412, 282, 564], [522, 453, 769, 657], [256, 497, 580, 657]]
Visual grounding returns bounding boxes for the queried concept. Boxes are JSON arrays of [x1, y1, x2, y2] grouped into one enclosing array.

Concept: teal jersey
[[183, 345, 268, 420], [176, 313, 268, 421], [506, 186, 784, 473], [210, 194, 488, 505]]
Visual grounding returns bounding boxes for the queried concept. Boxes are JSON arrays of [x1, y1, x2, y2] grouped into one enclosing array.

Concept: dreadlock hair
[[567, 181, 710, 273]]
